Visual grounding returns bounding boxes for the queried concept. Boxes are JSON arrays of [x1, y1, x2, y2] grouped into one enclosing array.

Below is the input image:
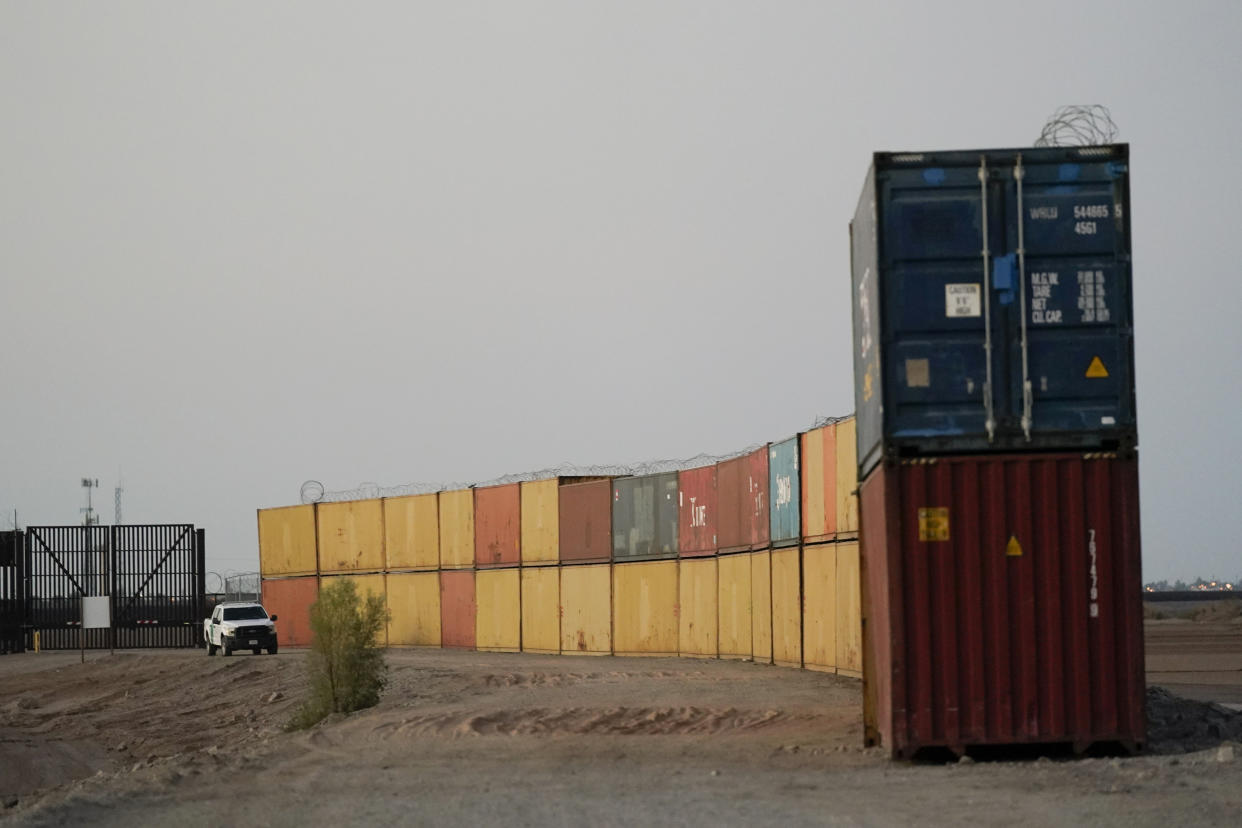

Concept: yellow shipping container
[[800, 425, 830, 543], [319, 573, 387, 646], [771, 547, 802, 668], [386, 571, 441, 647], [317, 499, 385, 574], [384, 494, 439, 572], [438, 489, 475, 569], [560, 564, 611, 655], [613, 559, 678, 656], [751, 551, 772, 664], [257, 504, 318, 578], [802, 543, 838, 673], [835, 418, 859, 536], [717, 553, 752, 660], [475, 568, 521, 652], [520, 479, 559, 565], [835, 540, 863, 678], [679, 558, 717, 658], [521, 567, 560, 653]]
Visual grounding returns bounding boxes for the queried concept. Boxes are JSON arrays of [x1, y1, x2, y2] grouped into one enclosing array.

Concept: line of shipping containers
[[612, 473, 679, 656], [719, 447, 780, 664], [678, 465, 718, 658], [384, 493, 442, 646], [438, 488, 475, 570], [559, 479, 613, 655], [257, 504, 321, 649], [852, 145, 1143, 757]]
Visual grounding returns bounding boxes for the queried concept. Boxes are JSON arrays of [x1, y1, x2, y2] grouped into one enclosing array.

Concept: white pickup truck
[[204, 601, 279, 656]]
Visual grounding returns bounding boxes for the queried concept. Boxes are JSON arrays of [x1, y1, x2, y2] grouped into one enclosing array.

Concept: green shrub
[[288, 579, 389, 730]]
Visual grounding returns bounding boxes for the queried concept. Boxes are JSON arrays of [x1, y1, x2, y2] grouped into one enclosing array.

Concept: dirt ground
[[2, 620, 1242, 827]]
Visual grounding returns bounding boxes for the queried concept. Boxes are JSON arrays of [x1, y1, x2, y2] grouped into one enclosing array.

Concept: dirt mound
[[1190, 601, 1242, 624], [362, 705, 789, 738], [1147, 686, 1242, 753]]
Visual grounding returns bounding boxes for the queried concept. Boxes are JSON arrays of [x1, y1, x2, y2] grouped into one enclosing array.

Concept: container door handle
[[1014, 156, 1032, 442], [978, 156, 995, 442]]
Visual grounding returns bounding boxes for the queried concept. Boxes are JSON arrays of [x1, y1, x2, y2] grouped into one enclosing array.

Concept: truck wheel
[[207, 641, 217, 656], [222, 641, 232, 657], [267, 643, 278, 655], [251, 647, 261, 655]]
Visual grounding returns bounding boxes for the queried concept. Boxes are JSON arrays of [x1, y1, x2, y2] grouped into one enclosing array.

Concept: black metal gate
[[25, 525, 206, 649], [1, 531, 23, 654]]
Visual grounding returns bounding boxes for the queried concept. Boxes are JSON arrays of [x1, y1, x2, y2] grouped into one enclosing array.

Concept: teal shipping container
[[768, 437, 800, 548]]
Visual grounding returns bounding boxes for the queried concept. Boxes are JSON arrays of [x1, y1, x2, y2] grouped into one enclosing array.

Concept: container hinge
[[1015, 156, 1032, 441], [979, 156, 995, 443]]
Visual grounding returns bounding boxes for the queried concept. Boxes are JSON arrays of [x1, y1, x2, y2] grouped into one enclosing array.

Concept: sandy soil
[[1, 622, 1241, 827]]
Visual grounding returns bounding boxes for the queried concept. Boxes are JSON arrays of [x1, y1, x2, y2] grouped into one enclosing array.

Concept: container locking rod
[[978, 156, 995, 442], [1015, 156, 1032, 442]]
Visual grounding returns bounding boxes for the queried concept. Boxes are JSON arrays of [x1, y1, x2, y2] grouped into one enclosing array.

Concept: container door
[[1000, 152, 1133, 441]]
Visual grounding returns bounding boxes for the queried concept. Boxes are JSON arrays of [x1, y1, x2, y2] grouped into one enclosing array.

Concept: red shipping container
[[474, 484, 520, 568], [260, 576, 318, 648], [440, 570, 476, 649], [717, 447, 770, 553], [559, 479, 612, 564], [860, 453, 1145, 758], [678, 465, 718, 557]]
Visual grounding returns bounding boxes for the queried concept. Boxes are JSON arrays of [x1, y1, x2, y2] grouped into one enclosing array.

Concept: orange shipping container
[[800, 424, 838, 543], [475, 484, 521, 568], [438, 489, 475, 570], [317, 500, 385, 574], [384, 494, 439, 572], [261, 576, 317, 648], [440, 570, 476, 649]]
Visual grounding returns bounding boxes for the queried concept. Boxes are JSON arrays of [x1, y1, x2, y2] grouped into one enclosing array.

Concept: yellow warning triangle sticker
[[1085, 356, 1109, 378], [1006, 536, 1023, 557]]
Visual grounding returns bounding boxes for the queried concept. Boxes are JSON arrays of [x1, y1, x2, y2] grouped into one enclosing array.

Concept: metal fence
[[0, 531, 23, 654], [25, 525, 205, 650], [223, 572, 261, 603]]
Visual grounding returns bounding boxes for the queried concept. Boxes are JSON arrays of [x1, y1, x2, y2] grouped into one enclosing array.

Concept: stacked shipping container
[[851, 144, 1143, 758]]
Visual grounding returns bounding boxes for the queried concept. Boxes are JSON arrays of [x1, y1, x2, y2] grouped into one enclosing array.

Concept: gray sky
[[3, 2, 1240, 583]]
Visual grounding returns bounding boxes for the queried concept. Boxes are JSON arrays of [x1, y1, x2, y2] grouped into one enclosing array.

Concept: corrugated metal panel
[[439, 570, 476, 649], [319, 574, 387, 646], [717, 553, 752, 659], [520, 479, 559, 565], [559, 479, 612, 564], [383, 494, 439, 572], [852, 145, 1136, 474], [438, 489, 475, 570], [387, 571, 441, 647], [836, 540, 862, 678], [257, 505, 318, 578], [475, 484, 521, 568], [802, 543, 838, 673], [612, 559, 678, 655], [800, 425, 838, 543], [717, 447, 770, 552], [769, 437, 801, 547], [476, 568, 521, 652], [317, 501, 385, 573], [520, 567, 560, 653], [860, 453, 1145, 758], [751, 551, 772, 664], [260, 576, 317, 648], [771, 547, 801, 668], [560, 564, 611, 655], [679, 558, 717, 658], [677, 465, 717, 557], [612, 473, 679, 561], [836, 418, 859, 536]]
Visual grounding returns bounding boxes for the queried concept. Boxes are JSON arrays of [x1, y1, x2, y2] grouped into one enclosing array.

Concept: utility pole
[[81, 478, 100, 527], [114, 484, 123, 525]]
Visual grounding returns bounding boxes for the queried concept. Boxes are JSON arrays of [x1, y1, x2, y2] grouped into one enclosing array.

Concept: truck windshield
[[222, 607, 268, 621]]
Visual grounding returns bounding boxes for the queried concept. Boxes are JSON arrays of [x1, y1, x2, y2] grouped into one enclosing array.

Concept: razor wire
[[1035, 105, 1118, 147], [303, 411, 853, 504]]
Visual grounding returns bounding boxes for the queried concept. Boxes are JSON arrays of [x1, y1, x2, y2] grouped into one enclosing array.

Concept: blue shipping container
[[768, 437, 800, 547], [851, 144, 1136, 477]]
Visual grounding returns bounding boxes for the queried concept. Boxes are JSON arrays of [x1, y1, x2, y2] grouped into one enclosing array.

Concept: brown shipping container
[[261, 576, 317, 648], [677, 465, 718, 557], [860, 454, 1145, 759], [717, 447, 770, 552], [440, 570, 477, 650], [800, 424, 838, 543], [475, 484, 521, 568], [559, 479, 612, 564]]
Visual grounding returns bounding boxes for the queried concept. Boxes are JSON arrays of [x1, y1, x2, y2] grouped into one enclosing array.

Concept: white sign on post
[[82, 596, 111, 629]]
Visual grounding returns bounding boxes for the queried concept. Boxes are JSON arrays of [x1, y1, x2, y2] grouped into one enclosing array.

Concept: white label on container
[[1101, 416, 1116, 425], [945, 284, 981, 317]]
